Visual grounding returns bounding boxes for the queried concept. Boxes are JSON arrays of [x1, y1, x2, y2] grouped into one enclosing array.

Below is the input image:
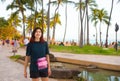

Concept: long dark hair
[[30, 27, 45, 43]]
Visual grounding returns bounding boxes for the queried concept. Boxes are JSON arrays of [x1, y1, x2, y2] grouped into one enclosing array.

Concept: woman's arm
[[46, 55, 51, 76], [24, 56, 30, 78]]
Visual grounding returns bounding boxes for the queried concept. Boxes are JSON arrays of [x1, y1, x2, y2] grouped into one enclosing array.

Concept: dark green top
[[26, 41, 49, 72]]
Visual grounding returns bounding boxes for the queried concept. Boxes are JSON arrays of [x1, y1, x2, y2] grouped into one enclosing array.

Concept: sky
[[0, 0, 120, 44]]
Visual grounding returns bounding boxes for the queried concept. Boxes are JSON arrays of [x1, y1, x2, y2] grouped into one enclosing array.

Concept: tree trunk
[[95, 26, 98, 45], [52, 3, 59, 44], [63, 3, 68, 43], [42, 0, 44, 33], [52, 25, 56, 44], [34, 0, 37, 29], [79, 0, 83, 48], [99, 22, 102, 47], [105, 0, 114, 48], [47, 0, 51, 44], [18, 0, 25, 39], [86, 0, 89, 45]]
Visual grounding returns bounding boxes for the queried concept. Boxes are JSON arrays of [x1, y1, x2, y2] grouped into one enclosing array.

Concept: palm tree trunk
[[86, 0, 89, 45], [52, 3, 59, 44], [99, 22, 102, 47], [47, 0, 51, 44], [63, 3, 68, 43], [95, 26, 98, 45], [84, 13, 87, 45], [79, 0, 83, 48], [41, 0, 44, 33], [34, 0, 37, 29], [82, 6, 86, 45], [18, 0, 25, 38], [22, 12, 25, 39], [105, 0, 114, 48], [52, 25, 56, 44]]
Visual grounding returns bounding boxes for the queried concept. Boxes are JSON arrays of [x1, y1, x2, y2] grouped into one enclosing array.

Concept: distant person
[[0, 40, 2, 45], [0, 40, 2, 48], [6, 39, 10, 47], [59, 42, 64, 46], [24, 38, 29, 46], [24, 27, 51, 81], [12, 39, 18, 53], [2, 40, 5, 46]]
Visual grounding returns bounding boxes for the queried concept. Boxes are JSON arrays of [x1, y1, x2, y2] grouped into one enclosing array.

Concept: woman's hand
[[24, 71, 27, 78], [48, 68, 51, 76]]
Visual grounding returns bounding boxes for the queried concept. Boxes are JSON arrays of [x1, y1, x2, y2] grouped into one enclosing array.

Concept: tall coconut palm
[[47, 0, 51, 43], [25, 0, 35, 32], [79, 0, 84, 47], [75, 1, 85, 47], [41, 0, 44, 33], [26, 14, 35, 36], [85, 0, 97, 45], [50, 0, 62, 44], [62, 0, 75, 43], [75, 0, 84, 47], [6, 0, 27, 38], [0, 17, 8, 28], [7, 13, 21, 28], [51, 13, 61, 44], [105, 0, 114, 48], [97, 9, 109, 47], [90, 8, 99, 45], [34, 0, 42, 29]]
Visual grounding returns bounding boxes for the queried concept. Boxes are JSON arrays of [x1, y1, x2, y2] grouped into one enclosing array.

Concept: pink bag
[[37, 57, 48, 70]]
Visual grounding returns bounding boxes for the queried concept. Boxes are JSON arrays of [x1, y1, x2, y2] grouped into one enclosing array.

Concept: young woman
[[24, 27, 51, 81]]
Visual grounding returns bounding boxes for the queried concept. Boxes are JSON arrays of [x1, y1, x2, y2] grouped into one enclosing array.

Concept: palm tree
[[41, 0, 44, 33], [50, 0, 61, 44], [62, 0, 75, 43], [0, 17, 8, 28], [105, 0, 114, 48], [75, 1, 85, 47], [47, 0, 51, 43], [26, 14, 35, 36], [25, 0, 35, 32], [7, 13, 21, 28], [97, 9, 109, 47], [90, 8, 99, 45], [6, 0, 27, 39], [51, 0, 74, 43], [79, 0, 84, 47], [51, 13, 61, 44], [85, 0, 97, 45]]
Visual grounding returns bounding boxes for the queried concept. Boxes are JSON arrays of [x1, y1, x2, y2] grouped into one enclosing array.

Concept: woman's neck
[[35, 38, 40, 42]]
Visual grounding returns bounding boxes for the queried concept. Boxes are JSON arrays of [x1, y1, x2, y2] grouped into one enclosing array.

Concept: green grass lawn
[[49, 45, 120, 56]]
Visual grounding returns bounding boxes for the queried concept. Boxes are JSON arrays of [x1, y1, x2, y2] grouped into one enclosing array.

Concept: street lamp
[[115, 23, 119, 51]]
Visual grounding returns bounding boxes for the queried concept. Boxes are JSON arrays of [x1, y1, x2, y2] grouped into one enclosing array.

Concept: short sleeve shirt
[[26, 41, 49, 72]]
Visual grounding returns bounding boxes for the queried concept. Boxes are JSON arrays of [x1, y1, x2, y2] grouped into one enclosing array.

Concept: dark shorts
[[30, 70, 48, 78]]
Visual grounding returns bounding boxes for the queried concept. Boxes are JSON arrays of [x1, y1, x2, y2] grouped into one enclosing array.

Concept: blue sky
[[0, 0, 120, 44]]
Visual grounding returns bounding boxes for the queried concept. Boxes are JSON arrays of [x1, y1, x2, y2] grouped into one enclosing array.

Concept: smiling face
[[34, 29, 42, 39]]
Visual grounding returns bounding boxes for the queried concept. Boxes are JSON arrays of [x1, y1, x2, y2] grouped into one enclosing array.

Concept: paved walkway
[[0, 45, 120, 81], [0, 46, 61, 81], [0, 46, 31, 81], [51, 52, 120, 71]]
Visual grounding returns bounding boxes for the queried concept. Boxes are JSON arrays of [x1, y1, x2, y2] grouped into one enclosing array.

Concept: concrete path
[[0, 45, 75, 81], [51, 52, 120, 71], [0, 46, 31, 81], [0, 46, 61, 81]]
